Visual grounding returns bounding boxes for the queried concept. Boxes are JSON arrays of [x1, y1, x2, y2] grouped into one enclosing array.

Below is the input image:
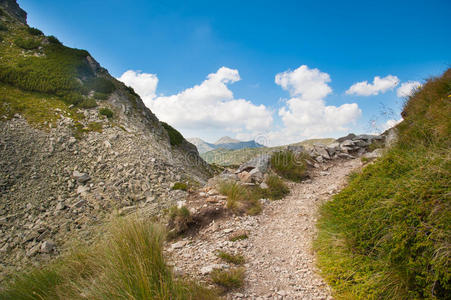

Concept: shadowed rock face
[[0, 0, 26, 23]]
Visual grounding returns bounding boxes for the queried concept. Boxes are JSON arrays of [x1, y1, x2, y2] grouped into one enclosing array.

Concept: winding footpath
[[167, 159, 361, 299]]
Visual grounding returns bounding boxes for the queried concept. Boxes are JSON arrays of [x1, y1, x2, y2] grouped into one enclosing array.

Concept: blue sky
[[20, 0, 450, 145]]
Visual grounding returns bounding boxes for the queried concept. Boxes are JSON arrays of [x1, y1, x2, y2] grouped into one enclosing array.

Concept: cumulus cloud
[[381, 118, 403, 131], [118, 67, 273, 139], [117, 70, 158, 101], [346, 75, 399, 96], [396, 81, 421, 98], [271, 65, 362, 145]]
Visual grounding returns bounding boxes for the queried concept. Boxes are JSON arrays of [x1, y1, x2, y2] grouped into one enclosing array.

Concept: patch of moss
[[172, 182, 188, 191]]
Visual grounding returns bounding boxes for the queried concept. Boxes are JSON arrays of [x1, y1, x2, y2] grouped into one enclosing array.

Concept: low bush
[[161, 122, 184, 146], [77, 98, 97, 109], [264, 175, 289, 200], [216, 251, 245, 265], [211, 268, 245, 290], [172, 182, 188, 191], [85, 77, 116, 94], [47, 35, 61, 45], [14, 37, 40, 50], [0, 23, 7, 31], [94, 92, 109, 100], [27, 27, 43, 36], [99, 107, 113, 119], [270, 151, 308, 182], [1, 217, 216, 299]]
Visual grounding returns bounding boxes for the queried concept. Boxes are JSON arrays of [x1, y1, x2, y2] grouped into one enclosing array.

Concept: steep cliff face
[[0, 0, 211, 278]]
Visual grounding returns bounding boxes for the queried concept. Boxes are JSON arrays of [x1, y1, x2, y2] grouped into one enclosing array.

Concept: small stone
[[40, 240, 55, 253], [171, 240, 188, 250], [73, 170, 91, 184]]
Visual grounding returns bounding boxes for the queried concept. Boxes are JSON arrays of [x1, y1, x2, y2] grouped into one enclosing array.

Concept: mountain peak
[[215, 136, 240, 145]]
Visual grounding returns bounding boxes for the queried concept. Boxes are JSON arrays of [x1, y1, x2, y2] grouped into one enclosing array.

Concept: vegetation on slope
[[315, 69, 451, 299], [271, 150, 309, 182], [0, 9, 118, 127], [0, 217, 216, 300], [161, 122, 184, 146]]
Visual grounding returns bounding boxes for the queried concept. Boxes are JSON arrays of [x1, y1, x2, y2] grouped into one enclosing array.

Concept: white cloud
[[396, 81, 421, 98], [346, 75, 399, 96], [118, 67, 273, 140], [117, 70, 158, 101], [269, 65, 362, 145], [381, 118, 403, 131]]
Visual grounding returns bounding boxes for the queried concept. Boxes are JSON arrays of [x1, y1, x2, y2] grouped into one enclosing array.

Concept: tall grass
[[218, 181, 262, 215], [0, 217, 216, 300], [315, 68, 451, 299]]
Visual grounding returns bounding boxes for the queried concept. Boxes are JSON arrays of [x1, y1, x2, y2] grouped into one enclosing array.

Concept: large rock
[[236, 154, 271, 174]]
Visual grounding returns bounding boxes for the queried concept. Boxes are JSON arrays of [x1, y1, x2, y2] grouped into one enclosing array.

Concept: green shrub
[[316, 68, 451, 299], [27, 27, 43, 36], [264, 175, 289, 200], [161, 122, 184, 146], [0, 42, 92, 94], [172, 182, 188, 191], [47, 35, 61, 45], [94, 92, 109, 100], [14, 37, 41, 50], [0, 23, 7, 31], [211, 268, 245, 290], [99, 107, 113, 118], [216, 251, 245, 265], [78, 98, 97, 109], [85, 77, 116, 94], [0, 217, 216, 299], [270, 151, 308, 182]]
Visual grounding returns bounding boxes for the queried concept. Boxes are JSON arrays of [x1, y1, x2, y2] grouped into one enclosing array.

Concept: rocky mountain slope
[[188, 136, 264, 154], [0, 0, 211, 279]]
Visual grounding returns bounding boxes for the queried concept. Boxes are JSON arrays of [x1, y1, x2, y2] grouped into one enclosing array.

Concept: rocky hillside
[[0, 0, 211, 279], [188, 136, 265, 154]]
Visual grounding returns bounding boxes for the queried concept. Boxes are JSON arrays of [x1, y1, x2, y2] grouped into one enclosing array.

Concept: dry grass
[[0, 217, 217, 300], [210, 268, 245, 291]]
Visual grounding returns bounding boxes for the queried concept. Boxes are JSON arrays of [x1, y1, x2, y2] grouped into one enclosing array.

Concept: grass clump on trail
[[270, 151, 309, 182], [315, 68, 451, 299], [211, 268, 245, 291], [264, 175, 289, 200], [216, 251, 245, 265], [218, 181, 262, 215], [0, 217, 216, 300], [172, 182, 188, 191]]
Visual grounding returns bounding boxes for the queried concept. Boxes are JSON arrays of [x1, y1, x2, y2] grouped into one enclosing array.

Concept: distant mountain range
[[187, 136, 265, 154]]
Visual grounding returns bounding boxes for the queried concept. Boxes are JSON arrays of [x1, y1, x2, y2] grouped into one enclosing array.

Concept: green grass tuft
[[216, 251, 245, 265], [99, 107, 113, 119], [172, 182, 188, 191], [219, 181, 262, 215], [264, 175, 289, 200], [271, 151, 309, 182], [47, 35, 61, 45], [211, 268, 245, 290], [14, 37, 41, 50]]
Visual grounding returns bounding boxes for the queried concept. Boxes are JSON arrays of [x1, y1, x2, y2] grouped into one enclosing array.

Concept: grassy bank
[[0, 217, 216, 300], [315, 69, 450, 299]]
